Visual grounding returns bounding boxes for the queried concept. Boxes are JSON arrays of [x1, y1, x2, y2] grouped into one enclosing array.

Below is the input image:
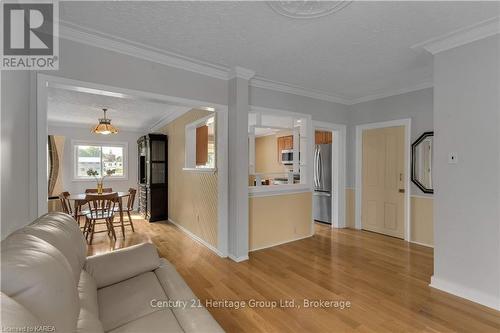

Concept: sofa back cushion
[[16, 212, 87, 284], [1, 292, 42, 330], [1, 233, 80, 332], [85, 243, 160, 288]]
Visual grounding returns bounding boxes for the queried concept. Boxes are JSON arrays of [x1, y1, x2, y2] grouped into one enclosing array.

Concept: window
[[248, 110, 310, 194], [73, 141, 127, 180], [185, 114, 216, 171]]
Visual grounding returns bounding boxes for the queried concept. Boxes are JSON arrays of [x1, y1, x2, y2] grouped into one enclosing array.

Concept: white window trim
[[184, 114, 217, 172], [72, 139, 128, 182], [248, 106, 313, 195]]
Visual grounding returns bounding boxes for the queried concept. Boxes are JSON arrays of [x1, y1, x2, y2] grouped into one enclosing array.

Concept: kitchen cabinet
[[196, 125, 208, 166], [277, 135, 294, 162], [315, 131, 332, 144]]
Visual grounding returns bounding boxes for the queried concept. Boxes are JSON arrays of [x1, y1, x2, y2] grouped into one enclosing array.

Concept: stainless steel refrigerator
[[313, 144, 332, 224]]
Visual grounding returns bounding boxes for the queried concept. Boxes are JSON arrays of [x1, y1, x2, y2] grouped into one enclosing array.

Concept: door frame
[[355, 118, 411, 241], [34, 73, 229, 257], [312, 121, 347, 229]]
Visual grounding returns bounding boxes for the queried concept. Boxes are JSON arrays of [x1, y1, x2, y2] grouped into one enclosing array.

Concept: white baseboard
[[249, 233, 314, 252], [430, 275, 500, 311], [168, 218, 226, 258], [228, 254, 249, 262], [410, 194, 433, 199], [410, 240, 434, 248]]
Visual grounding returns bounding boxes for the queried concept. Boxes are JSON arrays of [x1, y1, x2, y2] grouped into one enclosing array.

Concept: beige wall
[[160, 109, 218, 247], [255, 135, 287, 174], [345, 188, 355, 228], [410, 196, 433, 246], [249, 192, 312, 251], [344, 189, 434, 246]]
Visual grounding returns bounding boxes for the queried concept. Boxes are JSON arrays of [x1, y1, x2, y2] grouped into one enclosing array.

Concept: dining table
[[67, 191, 129, 225]]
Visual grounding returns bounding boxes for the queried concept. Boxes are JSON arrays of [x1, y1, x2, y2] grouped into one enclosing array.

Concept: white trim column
[[227, 67, 254, 262]]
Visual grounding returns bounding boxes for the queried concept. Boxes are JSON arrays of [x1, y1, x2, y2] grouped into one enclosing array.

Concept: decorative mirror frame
[[411, 131, 434, 194]]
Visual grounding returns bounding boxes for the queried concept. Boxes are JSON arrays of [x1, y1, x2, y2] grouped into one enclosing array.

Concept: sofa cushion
[[1, 233, 80, 332], [154, 259, 224, 333], [97, 272, 167, 331], [77, 308, 105, 333], [1, 292, 42, 330], [78, 270, 100, 317], [17, 212, 86, 284], [108, 309, 183, 333], [85, 243, 160, 288], [77, 270, 104, 333]]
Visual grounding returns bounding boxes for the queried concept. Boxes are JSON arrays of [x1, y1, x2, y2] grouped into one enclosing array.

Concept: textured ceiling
[[47, 87, 189, 131], [60, 1, 499, 100]]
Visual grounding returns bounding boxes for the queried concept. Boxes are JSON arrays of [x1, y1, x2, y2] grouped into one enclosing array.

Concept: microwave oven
[[281, 150, 294, 165]]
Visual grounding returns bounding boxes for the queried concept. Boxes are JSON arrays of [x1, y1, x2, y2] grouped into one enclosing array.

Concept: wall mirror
[[411, 131, 434, 194]]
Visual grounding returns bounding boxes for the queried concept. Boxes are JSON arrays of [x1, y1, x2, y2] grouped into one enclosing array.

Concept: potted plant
[[86, 168, 116, 194]]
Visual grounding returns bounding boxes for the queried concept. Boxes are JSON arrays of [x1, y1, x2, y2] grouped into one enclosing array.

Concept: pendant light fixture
[[91, 107, 118, 135]]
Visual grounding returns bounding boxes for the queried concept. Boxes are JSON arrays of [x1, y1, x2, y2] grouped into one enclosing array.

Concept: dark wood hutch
[[137, 134, 168, 222]]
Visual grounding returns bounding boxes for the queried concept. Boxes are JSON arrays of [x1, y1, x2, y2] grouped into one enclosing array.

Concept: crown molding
[[59, 20, 439, 107], [412, 16, 500, 55], [228, 66, 256, 80], [251, 77, 351, 105], [347, 81, 433, 105], [149, 107, 192, 132], [59, 20, 229, 80]]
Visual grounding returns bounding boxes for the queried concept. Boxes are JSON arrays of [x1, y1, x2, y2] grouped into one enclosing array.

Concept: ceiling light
[[91, 108, 118, 135]]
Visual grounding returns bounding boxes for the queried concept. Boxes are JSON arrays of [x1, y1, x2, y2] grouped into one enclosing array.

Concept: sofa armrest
[[84, 243, 160, 288]]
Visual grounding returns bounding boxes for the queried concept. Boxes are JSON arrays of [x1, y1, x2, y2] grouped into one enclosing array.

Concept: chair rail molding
[[412, 16, 500, 55]]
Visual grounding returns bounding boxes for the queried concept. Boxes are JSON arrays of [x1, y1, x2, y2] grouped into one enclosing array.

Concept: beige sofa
[[1, 212, 224, 333]]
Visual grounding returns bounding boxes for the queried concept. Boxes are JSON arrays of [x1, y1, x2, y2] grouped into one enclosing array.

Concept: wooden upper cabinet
[[276, 135, 294, 162], [196, 125, 209, 165], [325, 131, 332, 144], [315, 131, 332, 144], [315, 131, 323, 144], [283, 136, 293, 149], [277, 137, 284, 163]]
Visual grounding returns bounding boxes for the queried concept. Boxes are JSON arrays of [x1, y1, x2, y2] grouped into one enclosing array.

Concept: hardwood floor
[[89, 216, 500, 333]]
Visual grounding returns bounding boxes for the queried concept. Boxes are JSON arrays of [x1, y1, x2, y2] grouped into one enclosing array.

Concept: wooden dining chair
[[83, 193, 118, 244], [59, 191, 73, 215], [85, 188, 113, 193], [59, 191, 87, 227], [113, 188, 137, 237]]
